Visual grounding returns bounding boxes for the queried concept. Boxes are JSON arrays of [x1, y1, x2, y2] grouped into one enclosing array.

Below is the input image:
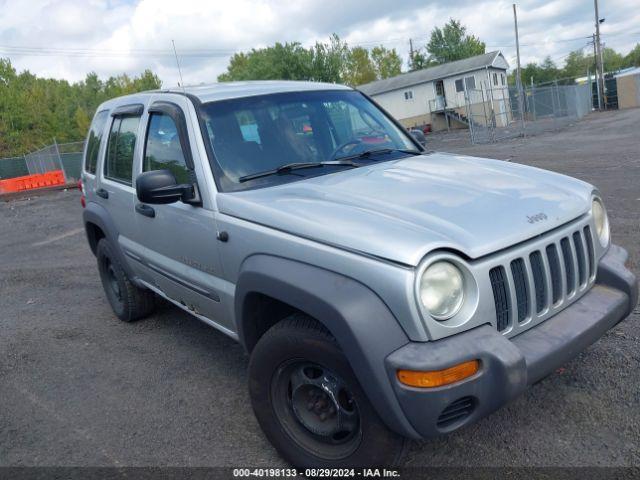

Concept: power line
[[0, 30, 637, 60], [0, 45, 237, 53], [504, 41, 592, 68], [600, 30, 640, 38], [0, 45, 238, 58], [486, 35, 593, 49]]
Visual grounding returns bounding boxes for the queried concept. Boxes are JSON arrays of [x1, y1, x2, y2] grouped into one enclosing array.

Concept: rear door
[[126, 96, 231, 333]]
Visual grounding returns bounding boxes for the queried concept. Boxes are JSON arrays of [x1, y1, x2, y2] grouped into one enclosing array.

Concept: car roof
[[162, 80, 353, 103], [95, 81, 355, 114]]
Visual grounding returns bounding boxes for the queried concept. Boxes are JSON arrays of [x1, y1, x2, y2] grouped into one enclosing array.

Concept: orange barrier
[[0, 170, 66, 194]]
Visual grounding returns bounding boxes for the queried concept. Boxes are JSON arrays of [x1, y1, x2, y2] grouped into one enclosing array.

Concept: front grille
[[489, 225, 596, 333], [437, 396, 475, 429]]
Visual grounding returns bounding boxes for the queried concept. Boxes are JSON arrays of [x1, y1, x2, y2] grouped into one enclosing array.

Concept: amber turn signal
[[397, 360, 479, 388]]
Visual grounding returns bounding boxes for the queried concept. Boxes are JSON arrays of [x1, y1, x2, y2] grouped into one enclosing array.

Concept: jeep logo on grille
[[527, 212, 548, 224]]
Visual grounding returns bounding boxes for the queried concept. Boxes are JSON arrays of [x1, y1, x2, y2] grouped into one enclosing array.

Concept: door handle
[[96, 188, 109, 199], [135, 203, 155, 218]]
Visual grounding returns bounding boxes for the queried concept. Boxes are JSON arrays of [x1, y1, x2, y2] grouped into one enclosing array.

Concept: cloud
[[1, 0, 639, 85]]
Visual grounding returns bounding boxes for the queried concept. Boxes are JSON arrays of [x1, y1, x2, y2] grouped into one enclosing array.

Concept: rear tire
[[96, 238, 155, 322], [248, 313, 406, 468]]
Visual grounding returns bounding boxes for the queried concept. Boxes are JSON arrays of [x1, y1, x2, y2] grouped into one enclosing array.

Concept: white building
[[358, 51, 511, 131]]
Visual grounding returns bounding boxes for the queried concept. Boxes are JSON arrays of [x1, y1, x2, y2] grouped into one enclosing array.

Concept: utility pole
[[513, 4, 526, 134], [594, 0, 605, 109], [592, 34, 601, 109]]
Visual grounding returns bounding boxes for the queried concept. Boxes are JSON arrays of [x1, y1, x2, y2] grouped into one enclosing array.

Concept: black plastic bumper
[[385, 244, 638, 439]]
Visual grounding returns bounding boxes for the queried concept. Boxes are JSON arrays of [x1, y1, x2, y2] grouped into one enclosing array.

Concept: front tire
[[96, 238, 155, 322], [248, 314, 405, 468]]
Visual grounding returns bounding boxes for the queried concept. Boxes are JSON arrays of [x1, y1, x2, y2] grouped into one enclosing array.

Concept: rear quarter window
[[84, 110, 109, 175]]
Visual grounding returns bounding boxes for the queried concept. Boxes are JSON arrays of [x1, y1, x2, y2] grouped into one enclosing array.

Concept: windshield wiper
[[238, 149, 420, 183], [238, 160, 360, 183], [336, 148, 422, 163]]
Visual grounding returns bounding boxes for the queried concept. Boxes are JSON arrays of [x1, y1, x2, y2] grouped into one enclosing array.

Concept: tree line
[[217, 34, 404, 86], [216, 20, 485, 83], [0, 59, 161, 158], [218, 18, 640, 89], [408, 19, 486, 69]]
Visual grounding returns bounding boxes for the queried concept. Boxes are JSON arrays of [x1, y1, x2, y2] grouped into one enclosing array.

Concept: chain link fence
[[0, 140, 84, 182], [463, 84, 517, 144], [463, 82, 592, 144]]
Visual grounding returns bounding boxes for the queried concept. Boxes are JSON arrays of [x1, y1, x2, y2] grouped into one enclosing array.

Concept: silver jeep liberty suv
[[81, 81, 638, 468]]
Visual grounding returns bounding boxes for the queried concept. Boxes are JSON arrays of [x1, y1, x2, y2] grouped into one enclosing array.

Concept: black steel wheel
[[249, 314, 405, 468], [271, 360, 362, 460], [96, 238, 155, 322]]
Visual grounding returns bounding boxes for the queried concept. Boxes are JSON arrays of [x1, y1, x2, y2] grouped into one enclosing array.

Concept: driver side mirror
[[136, 169, 199, 205]]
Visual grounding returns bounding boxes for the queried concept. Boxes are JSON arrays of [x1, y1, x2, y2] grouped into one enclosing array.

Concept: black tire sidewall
[[249, 319, 404, 469]]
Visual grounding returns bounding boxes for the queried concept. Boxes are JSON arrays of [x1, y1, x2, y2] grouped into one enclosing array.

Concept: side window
[[105, 115, 140, 185], [143, 113, 190, 184], [455, 79, 464, 92], [493, 73, 498, 86], [84, 110, 109, 174]]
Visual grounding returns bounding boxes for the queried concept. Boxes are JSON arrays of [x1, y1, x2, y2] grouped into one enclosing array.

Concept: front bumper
[[385, 244, 638, 439]]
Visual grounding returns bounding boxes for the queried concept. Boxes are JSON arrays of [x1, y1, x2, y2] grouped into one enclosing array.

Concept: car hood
[[217, 153, 594, 266]]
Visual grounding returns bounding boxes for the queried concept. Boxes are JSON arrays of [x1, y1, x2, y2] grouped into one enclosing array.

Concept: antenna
[[172, 39, 186, 92]]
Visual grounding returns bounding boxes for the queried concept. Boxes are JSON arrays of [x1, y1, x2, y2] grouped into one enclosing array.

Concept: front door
[[126, 98, 232, 333]]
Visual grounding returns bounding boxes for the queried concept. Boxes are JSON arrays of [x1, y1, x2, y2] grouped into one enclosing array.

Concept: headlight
[[592, 198, 610, 247], [419, 261, 464, 320]]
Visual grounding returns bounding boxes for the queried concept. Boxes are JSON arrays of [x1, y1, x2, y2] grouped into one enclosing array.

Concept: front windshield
[[199, 90, 419, 191]]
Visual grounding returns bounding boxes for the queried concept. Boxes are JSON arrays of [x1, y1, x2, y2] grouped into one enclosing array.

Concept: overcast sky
[[1, 0, 639, 86]]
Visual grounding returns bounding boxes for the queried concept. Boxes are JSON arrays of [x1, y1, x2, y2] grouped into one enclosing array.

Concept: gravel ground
[[1, 108, 639, 468]]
